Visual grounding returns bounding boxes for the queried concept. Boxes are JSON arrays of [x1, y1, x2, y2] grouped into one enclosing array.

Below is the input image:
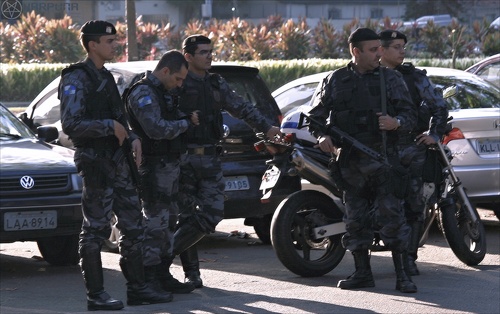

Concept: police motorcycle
[[259, 87, 486, 277]]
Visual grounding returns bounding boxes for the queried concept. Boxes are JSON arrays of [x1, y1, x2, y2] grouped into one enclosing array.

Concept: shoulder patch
[[138, 95, 153, 108], [63, 84, 77, 95]]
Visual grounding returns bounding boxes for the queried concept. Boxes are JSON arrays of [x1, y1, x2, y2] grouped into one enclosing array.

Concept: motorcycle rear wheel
[[271, 190, 346, 277], [439, 191, 486, 266]]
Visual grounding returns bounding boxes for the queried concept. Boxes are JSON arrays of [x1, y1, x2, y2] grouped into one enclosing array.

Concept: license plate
[[478, 139, 500, 154], [225, 176, 250, 191], [4, 211, 57, 231], [260, 166, 281, 190]]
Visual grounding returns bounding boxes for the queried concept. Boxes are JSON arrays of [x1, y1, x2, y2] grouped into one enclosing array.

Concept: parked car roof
[[465, 54, 500, 88]]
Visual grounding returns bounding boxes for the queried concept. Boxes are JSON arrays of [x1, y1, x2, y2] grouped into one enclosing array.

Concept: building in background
[[3, 0, 498, 30]]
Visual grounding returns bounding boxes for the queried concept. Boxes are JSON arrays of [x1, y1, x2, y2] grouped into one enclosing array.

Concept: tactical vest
[[59, 62, 119, 150], [123, 77, 187, 156], [396, 62, 431, 134], [326, 67, 398, 148], [179, 73, 224, 145]]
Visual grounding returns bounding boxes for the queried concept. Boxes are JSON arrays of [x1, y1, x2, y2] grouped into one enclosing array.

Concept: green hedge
[[0, 58, 483, 103]]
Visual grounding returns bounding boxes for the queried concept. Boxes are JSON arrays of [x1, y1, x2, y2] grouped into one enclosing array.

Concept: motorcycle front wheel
[[439, 190, 486, 266], [271, 190, 346, 277]]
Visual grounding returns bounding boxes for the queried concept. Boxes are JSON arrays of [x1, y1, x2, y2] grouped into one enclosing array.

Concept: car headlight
[[71, 173, 83, 191]]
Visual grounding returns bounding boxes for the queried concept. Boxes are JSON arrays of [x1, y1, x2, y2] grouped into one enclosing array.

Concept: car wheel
[[37, 234, 79, 266], [252, 214, 272, 244], [103, 215, 119, 253]]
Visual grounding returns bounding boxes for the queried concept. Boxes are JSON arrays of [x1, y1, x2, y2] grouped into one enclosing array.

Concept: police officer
[[379, 30, 449, 276], [174, 34, 281, 288], [60, 20, 171, 310], [308, 28, 418, 293], [124, 50, 199, 295]]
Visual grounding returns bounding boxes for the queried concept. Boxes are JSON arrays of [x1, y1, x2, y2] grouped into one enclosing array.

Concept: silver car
[[272, 67, 500, 215]]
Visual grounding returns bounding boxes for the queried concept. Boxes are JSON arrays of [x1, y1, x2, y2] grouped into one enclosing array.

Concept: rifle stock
[[299, 112, 391, 168]]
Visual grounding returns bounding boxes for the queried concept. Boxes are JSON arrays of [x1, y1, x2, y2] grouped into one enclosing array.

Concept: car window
[[31, 88, 60, 127], [111, 70, 144, 94], [475, 62, 500, 86], [275, 82, 318, 116], [428, 75, 500, 110], [221, 74, 280, 124], [224, 76, 257, 105], [1, 105, 34, 138]]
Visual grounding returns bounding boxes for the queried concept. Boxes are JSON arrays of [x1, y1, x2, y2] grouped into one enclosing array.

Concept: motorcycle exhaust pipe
[[290, 149, 339, 193]]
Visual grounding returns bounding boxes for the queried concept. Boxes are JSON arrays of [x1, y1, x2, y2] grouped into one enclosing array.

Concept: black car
[[22, 61, 300, 244], [0, 103, 83, 265]]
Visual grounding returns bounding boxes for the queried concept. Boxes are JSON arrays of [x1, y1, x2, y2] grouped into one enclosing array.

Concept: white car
[[272, 72, 330, 117], [272, 67, 500, 215], [465, 54, 500, 88]]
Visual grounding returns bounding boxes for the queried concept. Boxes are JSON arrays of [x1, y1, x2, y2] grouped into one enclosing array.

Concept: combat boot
[[337, 249, 375, 289], [407, 221, 423, 276], [392, 251, 418, 293], [181, 246, 203, 288], [80, 245, 123, 311], [158, 257, 195, 293], [119, 254, 173, 305]]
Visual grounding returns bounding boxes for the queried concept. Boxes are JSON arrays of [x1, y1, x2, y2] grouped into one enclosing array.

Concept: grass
[[9, 107, 27, 115]]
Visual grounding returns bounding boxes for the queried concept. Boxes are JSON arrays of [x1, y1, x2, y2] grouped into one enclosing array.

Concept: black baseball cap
[[80, 20, 116, 36], [348, 27, 380, 43], [379, 30, 408, 44], [182, 34, 211, 50]]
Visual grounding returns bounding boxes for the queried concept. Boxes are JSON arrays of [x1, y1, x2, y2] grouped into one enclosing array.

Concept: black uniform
[[395, 62, 449, 275], [309, 27, 418, 293], [61, 53, 171, 307], [125, 71, 195, 294], [174, 69, 273, 287], [309, 62, 417, 252]]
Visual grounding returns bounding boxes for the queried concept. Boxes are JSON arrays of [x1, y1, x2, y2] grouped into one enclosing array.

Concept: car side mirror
[[18, 112, 34, 129], [442, 85, 457, 99], [37, 125, 59, 143]]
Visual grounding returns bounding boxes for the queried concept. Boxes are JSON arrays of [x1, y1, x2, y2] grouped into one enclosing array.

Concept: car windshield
[[275, 82, 319, 116], [428, 75, 500, 110], [0, 105, 34, 139]]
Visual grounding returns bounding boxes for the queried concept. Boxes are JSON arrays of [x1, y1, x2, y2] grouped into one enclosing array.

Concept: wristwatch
[[394, 117, 401, 130]]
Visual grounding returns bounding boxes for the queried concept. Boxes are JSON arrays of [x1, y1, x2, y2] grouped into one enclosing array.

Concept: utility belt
[[187, 146, 218, 156], [74, 136, 119, 151], [143, 153, 182, 163]]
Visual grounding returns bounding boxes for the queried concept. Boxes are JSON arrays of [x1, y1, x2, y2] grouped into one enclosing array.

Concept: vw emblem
[[223, 124, 230, 137], [20, 176, 35, 189]]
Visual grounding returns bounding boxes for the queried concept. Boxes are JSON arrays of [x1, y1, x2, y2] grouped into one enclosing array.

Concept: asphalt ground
[[1, 210, 499, 314]]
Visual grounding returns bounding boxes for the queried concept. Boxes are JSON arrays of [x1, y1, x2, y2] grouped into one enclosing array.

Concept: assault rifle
[[122, 137, 142, 196], [298, 112, 392, 168]]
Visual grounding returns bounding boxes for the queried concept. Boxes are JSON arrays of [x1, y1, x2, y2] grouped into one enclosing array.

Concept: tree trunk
[[126, 0, 138, 61]]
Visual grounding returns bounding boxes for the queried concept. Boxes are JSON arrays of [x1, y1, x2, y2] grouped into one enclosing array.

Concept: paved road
[[1, 212, 499, 314]]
